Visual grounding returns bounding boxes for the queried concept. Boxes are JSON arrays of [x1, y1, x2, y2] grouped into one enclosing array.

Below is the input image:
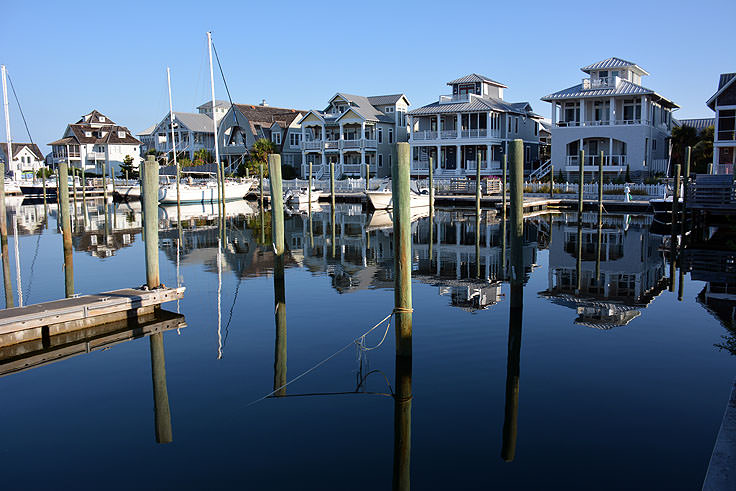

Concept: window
[[564, 102, 580, 123], [388, 154, 392, 169], [388, 128, 393, 143], [534, 122, 539, 136], [378, 128, 383, 143], [525, 146, 530, 163], [599, 70, 608, 79], [99, 116, 106, 122], [653, 139, 657, 150], [718, 110, 736, 141], [514, 117, 519, 133], [594, 101, 610, 121], [271, 132, 281, 144], [507, 117, 512, 133], [85, 131, 92, 137], [289, 133, 301, 147], [623, 99, 641, 122], [385, 106, 394, 113], [378, 154, 383, 167], [118, 131, 126, 138]]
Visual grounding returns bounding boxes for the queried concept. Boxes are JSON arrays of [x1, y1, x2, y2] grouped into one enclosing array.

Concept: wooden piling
[[476, 149, 482, 278], [0, 159, 13, 308], [308, 161, 313, 208], [578, 149, 584, 213], [81, 166, 86, 202], [365, 160, 370, 191], [681, 147, 691, 241], [142, 155, 160, 288], [149, 331, 173, 443], [330, 161, 336, 211], [428, 155, 434, 217], [549, 164, 554, 199], [268, 154, 285, 257], [392, 354, 412, 490], [42, 172, 47, 204], [502, 138, 524, 462], [393, 142, 412, 358], [259, 162, 264, 211], [59, 162, 74, 298], [502, 154, 507, 214]]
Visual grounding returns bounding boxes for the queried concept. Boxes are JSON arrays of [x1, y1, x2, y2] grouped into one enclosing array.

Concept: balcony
[[556, 119, 644, 128], [581, 76, 619, 90], [301, 139, 379, 151], [302, 140, 322, 151], [86, 151, 105, 160], [411, 128, 501, 141], [323, 140, 340, 150], [564, 155, 626, 173], [438, 93, 472, 104]]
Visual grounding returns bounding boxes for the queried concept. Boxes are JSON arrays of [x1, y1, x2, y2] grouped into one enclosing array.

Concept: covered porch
[[411, 144, 504, 176]]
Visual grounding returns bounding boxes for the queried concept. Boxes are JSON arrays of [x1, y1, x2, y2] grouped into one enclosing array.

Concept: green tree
[[35, 167, 52, 178], [625, 164, 631, 182], [671, 125, 699, 170], [120, 155, 139, 179], [692, 126, 714, 174], [245, 138, 277, 177], [193, 148, 213, 166]]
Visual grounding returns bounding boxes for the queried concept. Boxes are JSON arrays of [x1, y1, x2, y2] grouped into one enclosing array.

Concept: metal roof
[[580, 57, 648, 75], [541, 80, 678, 108], [408, 96, 533, 116], [707, 73, 736, 110], [446, 73, 507, 88], [674, 118, 715, 131], [137, 124, 157, 136], [367, 94, 408, 106], [196, 99, 229, 110]]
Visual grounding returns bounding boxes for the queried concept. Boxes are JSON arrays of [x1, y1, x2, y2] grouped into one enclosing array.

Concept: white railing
[[343, 139, 361, 149], [461, 129, 488, 138], [412, 160, 430, 170], [440, 130, 457, 139], [302, 140, 322, 150], [412, 130, 438, 140], [649, 159, 669, 174], [524, 181, 667, 198], [529, 159, 552, 180], [364, 139, 377, 149], [439, 93, 471, 104], [556, 119, 644, 127], [582, 76, 617, 90], [324, 140, 340, 150], [86, 151, 105, 160], [566, 155, 627, 166]]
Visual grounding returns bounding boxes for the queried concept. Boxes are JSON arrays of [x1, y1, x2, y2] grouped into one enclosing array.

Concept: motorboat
[[159, 199, 255, 222], [284, 187, 324, 207], [365, 180, 433, 210]]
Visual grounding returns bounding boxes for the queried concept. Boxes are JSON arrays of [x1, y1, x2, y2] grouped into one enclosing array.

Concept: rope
[[246, 308, 412, 407], [7, 73, 33, 144]]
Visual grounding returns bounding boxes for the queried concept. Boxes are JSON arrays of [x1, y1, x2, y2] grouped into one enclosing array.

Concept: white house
[[408, 74, 541, 178], [299, 93, 410, 179], [0, 142, 45, 179], [49, 110, 142, 176], [707, 73, 736, 175], [541, 57, 678, 180]]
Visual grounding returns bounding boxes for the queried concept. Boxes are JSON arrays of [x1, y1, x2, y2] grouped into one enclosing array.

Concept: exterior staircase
[[529, 159, 552, 181]]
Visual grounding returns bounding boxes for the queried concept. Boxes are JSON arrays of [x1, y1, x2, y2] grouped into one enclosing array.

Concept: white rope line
[[246, 310, 398, 407]]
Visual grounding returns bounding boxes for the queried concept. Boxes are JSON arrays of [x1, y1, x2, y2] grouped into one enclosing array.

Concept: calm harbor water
[[0, 197, 734, 490]]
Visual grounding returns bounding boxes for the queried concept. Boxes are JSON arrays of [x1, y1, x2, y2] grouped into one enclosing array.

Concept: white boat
[[366, 190, 431, 210], [284, 187, 324, 207], [366, 207, 431, 231], [158, 179, 253, 204], [159, 199, 255, 222], [116, 183, 141, 200]]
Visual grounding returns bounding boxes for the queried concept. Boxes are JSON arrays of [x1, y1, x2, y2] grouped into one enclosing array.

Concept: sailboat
[[157, 35, 253, 205]]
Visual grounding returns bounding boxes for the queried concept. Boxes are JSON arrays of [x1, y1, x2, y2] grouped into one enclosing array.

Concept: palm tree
[[247, 138, 277, 177]]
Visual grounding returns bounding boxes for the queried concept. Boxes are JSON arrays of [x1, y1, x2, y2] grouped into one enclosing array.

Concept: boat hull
[[366, 191, 431, 210], [158, 181, 253, 204]]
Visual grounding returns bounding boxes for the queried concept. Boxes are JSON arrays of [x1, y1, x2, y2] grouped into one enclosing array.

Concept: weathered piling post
[[596, 151, 604, 281], [502, 154, 507, 214], [365, 159, 370, 191], [672, 161, 681, 232], [330, 160, 336, 211], [42, 171, 47, 204], [102, 159, 108, 204], [391, 142, 413, 490], [142, 155, 160, 289], [259, 162, 264, 211], [681, 147, 691, 240], [71, 167, 78, 230], [308, 161, 313, 209], [124, 169, 128, 186], [393, 142, 413, 358], [59, 161, 74, 298], [502, 139, 524, 462], [578, 149, 585, 213], [392, 354, 412, 490], [111, 165, 116, 198], [81, 166, 86, 202], [576, 217, 583, 293], [0, 159, 13, 308], [549, 164, 554, 199], [476, 149, 482, 278], [268, 153, 287, 396], [598, 151, 604, 215], [149, 328, 173, 444], [429, 155, 434, 215]]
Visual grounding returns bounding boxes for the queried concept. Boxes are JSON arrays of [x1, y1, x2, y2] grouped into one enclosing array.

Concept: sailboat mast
[[206, 32, 220, 169], [1, 66, 12, 178], [167, 67, 178, 170]]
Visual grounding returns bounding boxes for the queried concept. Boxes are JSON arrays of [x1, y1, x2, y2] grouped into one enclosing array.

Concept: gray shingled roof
[[580, 57, 648, 75], [446, 73, 507, 88], [137, 124, 157, 136], [541, 79, 678, 108], [0, 142, 44, 161], [408, 96, 534, 116], [332, 93, 394, 123], [367, 94, 407, 106], [172, 112, 215, 133]]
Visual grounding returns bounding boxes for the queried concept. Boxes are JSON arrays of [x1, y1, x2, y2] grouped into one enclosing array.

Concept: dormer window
[[599, 71, 608, 79], [85, 131, 92, 137], [385, 106, 394, 113], [99, 116, 106, 122], [271, 132, 281, 145], [118, 131, 126, 138]]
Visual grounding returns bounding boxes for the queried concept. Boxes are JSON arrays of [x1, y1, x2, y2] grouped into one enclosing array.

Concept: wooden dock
[[0, 308, 185, 377], [0, 287, 185, 348]]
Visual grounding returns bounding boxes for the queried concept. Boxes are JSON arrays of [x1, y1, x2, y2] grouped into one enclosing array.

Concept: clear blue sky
[[2, 0, 733, 153]]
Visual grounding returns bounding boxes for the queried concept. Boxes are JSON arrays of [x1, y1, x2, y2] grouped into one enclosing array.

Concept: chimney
[[260, 99, 268, 107]]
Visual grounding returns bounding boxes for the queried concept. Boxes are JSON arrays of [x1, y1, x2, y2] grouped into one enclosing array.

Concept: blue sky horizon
[[2, 0, 733, 153]]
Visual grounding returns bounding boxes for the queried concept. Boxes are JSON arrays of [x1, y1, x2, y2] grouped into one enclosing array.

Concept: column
[[579, 99, 585, 126], [408, 115, 413, 140], [456, 113, 462, 139], [361, 121, 366, 141], [339, 122, 344, 141], [609, 97, 615, 124], [437, 114, 442, 139], [551, 103, 556, 125], [641, 96, 648, 124], [486, 144, 492, 171], [609, 137, 613, 166], [436, 145, 441, 171], [456, 144, 462, 175]]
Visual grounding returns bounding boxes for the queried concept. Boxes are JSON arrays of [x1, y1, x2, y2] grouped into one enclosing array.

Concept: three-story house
[[408, 74, 542, 178], [541, 58, 678, 181], [707, 73, 736, 175]]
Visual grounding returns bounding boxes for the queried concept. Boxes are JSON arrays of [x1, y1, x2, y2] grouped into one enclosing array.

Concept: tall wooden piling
[[149, 330, 173, 443], [81, 166, 86, 202], [392, 354, 412, 490], [59, 162, 74, 298], [268, 153, 287, 396], [598, 151, 604, 214], [393, 142, 413, 358], [142, 155, 160, 288], [42, 172, 47, 204], [428, 155, 434, 217], [578, 149, 585, 213], [549, 164, 554, 199], [330, 161, 336, 211], [476, 149, 482, 278], [681, 147, 691, 240], [502, 139, 524, 462], [308, 161, 313, 208], [502, 154, 507, 215], [0, 159, 13, 308], [259, 162, 264, 212], [365, 160, 370, 191]]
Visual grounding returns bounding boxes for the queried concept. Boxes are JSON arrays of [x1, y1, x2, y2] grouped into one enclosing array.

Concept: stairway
[[529, 159, 552, 181]]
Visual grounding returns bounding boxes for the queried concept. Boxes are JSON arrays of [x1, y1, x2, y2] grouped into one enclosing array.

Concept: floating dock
[[0, 287, 185, 348]]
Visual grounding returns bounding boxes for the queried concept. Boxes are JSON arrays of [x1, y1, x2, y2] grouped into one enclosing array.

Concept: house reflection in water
[[540, 213, 668, 329]]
